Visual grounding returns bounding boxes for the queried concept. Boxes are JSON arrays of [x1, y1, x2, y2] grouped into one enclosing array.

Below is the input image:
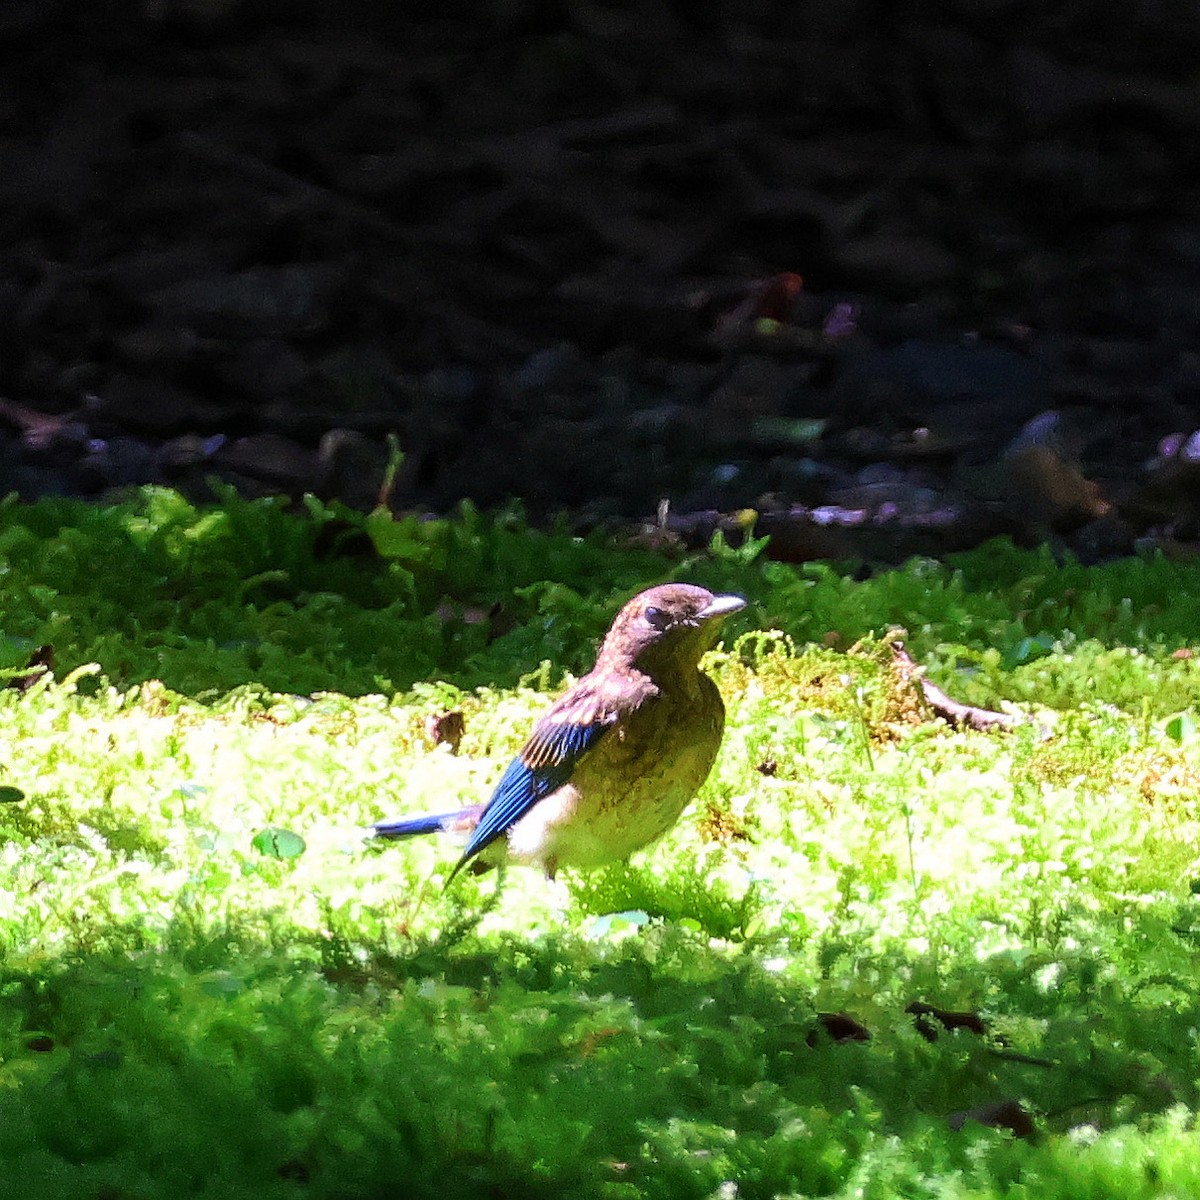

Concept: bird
[[367, 583, 746, 882]]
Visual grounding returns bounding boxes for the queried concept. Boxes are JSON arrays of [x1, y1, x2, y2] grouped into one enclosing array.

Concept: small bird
[[368, 583, 746, 882]]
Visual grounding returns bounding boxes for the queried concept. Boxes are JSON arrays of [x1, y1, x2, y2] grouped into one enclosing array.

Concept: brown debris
[[946, 1098, 1036, 1139], [907, 1000, 988, 1042], [696, 799, 755, 844], [1003, 445, 1112, 535], [423, 710, 466, 754], [4, 645, 55, 694], [888, 641, 1028, 734], [0, 398, 79, 450], [807, 1011, 872, 1045]]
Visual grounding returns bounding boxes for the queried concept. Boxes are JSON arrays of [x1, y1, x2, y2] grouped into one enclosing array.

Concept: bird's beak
[[697, 594, 746, 620]]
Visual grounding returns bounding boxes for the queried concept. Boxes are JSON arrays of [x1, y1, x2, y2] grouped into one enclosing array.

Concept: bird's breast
[[504, 677, 725, 872]]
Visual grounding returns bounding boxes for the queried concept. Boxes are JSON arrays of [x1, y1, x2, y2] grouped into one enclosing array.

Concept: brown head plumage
[[595, 584, 745, 681]]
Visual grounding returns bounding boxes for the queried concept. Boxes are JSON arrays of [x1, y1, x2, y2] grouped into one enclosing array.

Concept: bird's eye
[[643, 605, 672, 631]]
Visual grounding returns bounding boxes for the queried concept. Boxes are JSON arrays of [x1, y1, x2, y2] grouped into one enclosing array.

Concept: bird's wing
[[451, 690, 621, 875]]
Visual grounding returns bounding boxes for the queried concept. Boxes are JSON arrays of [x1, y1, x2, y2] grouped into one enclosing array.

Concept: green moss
[[5, 490, 1200, 1194]]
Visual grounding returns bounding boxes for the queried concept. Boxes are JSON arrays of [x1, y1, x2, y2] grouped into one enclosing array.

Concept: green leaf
[[363, 511, 446, 567], [251, 827, 306, 859], [0, 785, 25, 804], [1165, 712, 1197, 744], [1002, 634, 1055, 669], [589, 909, 651, 938]]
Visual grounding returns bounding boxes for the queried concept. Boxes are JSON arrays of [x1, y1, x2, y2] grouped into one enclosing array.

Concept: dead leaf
[[4, 645, 54, 693], [423, 710, 465, 753], [907, 1000, 987, 1042], [946, 1098, 1036, 1139], [806, 1011, 871, 1044], [1004, 444, 1111, 533]]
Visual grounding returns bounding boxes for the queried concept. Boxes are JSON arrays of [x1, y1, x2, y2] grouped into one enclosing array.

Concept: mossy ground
[[4, 490, 1200, 1198]]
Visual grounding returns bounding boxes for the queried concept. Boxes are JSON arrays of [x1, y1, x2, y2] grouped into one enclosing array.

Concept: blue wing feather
[[451, 716, 610, 875]]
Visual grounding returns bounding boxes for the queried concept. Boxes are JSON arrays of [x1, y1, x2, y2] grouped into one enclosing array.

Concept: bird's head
[[599, 583, 746, 678]]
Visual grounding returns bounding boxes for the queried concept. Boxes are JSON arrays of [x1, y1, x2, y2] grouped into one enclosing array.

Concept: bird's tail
[[366, 805, 483, 841]]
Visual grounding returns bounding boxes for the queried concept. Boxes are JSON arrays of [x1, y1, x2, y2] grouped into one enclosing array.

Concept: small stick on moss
[[889, 640, 1027, 733], [377, 433, 404, 510]]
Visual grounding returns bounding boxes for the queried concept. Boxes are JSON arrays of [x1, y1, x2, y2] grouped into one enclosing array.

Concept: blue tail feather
[[369, 811, 463, 839]]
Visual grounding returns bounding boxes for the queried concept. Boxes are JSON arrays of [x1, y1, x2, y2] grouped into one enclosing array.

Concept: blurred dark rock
[[0, 4, 1195, 564], [214, 340, 310, 399], [75, 436, 159, 492], [317, 428, 389, 509], [149, 265, 341, 339], [114, 324, 209, 371], [833, 234, 961, 298], [0, 0, 67, 34], [90, 376, 233, 436], [213, 433, 319, 490]]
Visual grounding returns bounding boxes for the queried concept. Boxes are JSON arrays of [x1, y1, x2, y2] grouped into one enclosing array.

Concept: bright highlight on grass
[[5, 488, 1200, 1197]]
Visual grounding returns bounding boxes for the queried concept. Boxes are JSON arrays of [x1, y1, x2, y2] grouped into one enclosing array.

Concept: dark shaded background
[[2, 0, 1199, 561]]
